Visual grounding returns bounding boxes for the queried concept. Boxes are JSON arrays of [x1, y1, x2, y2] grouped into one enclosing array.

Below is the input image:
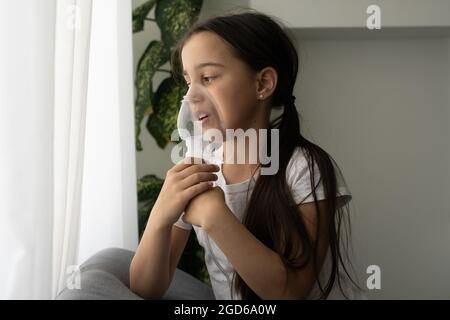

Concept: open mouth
[[198, 113, 209, 121]]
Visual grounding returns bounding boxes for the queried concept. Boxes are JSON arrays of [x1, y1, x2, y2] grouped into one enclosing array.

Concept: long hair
[[171, 10, 362, 299]]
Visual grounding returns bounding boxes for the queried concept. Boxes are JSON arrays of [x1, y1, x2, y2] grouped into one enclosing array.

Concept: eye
[[184, 76, 216, 87], [202, 76, 216, 84]]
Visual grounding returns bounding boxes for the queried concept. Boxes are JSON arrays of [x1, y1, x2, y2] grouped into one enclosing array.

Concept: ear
[[255, 67, 278, 101]]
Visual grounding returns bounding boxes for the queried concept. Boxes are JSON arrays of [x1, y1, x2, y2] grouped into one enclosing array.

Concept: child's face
[[181, 31, 264, 133]]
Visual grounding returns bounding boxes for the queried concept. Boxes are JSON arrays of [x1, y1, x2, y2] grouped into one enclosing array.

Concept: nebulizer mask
[[176, 82, 226, 169]]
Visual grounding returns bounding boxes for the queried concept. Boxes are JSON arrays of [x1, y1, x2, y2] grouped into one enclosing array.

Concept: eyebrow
[[182, 62, 225, 76]]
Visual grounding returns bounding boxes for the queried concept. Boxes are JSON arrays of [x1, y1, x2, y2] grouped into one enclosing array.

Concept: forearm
[[204, 207, 290, 299], [129, 210, 172, 299]]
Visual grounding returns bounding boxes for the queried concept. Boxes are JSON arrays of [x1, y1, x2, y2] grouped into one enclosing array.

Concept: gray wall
[[296, 38, 450, 299]]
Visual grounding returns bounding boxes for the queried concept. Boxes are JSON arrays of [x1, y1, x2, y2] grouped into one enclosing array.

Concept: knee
[[81, 247, 135, 287], [89, 247, 134, 261], [56, 268, 143, 300]]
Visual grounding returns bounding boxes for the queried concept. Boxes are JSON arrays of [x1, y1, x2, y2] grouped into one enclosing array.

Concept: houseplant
[[132, 0, 210, 284]]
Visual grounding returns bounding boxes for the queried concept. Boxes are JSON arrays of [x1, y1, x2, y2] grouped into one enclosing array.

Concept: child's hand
[[183, 186, 227, 228], [149, 157, 219, 229]]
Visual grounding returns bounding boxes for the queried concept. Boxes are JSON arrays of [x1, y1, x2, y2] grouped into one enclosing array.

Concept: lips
[[192, 106, 214, 123]]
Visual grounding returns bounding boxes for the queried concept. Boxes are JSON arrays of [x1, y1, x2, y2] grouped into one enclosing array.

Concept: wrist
[[147, 208, 173, 231], [148, 217, 172, 232], [203, 204, 233, 233]]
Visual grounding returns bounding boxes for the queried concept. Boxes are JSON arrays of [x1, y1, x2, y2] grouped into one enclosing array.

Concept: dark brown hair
[[171, 10, 362, 299]]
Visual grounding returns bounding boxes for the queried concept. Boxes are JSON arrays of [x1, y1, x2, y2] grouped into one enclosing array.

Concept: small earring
[[259, 94, 264, 99]]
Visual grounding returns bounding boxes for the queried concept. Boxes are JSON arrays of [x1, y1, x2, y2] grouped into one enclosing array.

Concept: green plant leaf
[[135, 40, 170, 151], [146, 77, 187, 148], [132, 0, 157, 33], [138, 200, 154, 239], [137, 174, 164, 238], [155, 0, 203, 50], [137, 173, 164, 202]]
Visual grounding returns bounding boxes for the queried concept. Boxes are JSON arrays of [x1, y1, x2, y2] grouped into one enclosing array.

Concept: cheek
[[214, 81, 256, 129]]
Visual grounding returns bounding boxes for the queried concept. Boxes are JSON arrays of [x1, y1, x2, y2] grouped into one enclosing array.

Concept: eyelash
[[186, 76, 216, 87]]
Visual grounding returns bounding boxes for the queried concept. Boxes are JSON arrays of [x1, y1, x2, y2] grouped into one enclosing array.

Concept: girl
[[130, 11, 364, 300]]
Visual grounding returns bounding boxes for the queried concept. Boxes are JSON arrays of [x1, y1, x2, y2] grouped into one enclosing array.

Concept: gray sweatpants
[[55, 247, 215, 300]]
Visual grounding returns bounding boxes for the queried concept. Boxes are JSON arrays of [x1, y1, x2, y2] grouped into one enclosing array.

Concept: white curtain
[[0, 0, 138, 299]]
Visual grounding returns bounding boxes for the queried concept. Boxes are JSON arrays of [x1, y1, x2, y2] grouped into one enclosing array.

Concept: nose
[[184, 95, 202, 104], [183, 83, 205, 103]]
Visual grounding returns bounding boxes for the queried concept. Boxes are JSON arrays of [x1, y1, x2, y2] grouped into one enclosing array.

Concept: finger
[[179, 163, 220, 179], [183, 181, 214, 199], [171, 157, 205, 173], [181, 172, 218, 189]]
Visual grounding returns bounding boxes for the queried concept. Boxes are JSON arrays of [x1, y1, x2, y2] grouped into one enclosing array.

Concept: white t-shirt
[[173, 145, 363, 300]]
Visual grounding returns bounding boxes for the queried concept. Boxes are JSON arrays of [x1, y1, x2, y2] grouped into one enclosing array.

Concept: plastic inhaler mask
[[176, 83, 225, 167]]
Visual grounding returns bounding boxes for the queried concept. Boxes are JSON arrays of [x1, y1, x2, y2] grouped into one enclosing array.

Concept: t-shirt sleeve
[[173, 212, 193, 230], [286, 147, 352, 210]]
